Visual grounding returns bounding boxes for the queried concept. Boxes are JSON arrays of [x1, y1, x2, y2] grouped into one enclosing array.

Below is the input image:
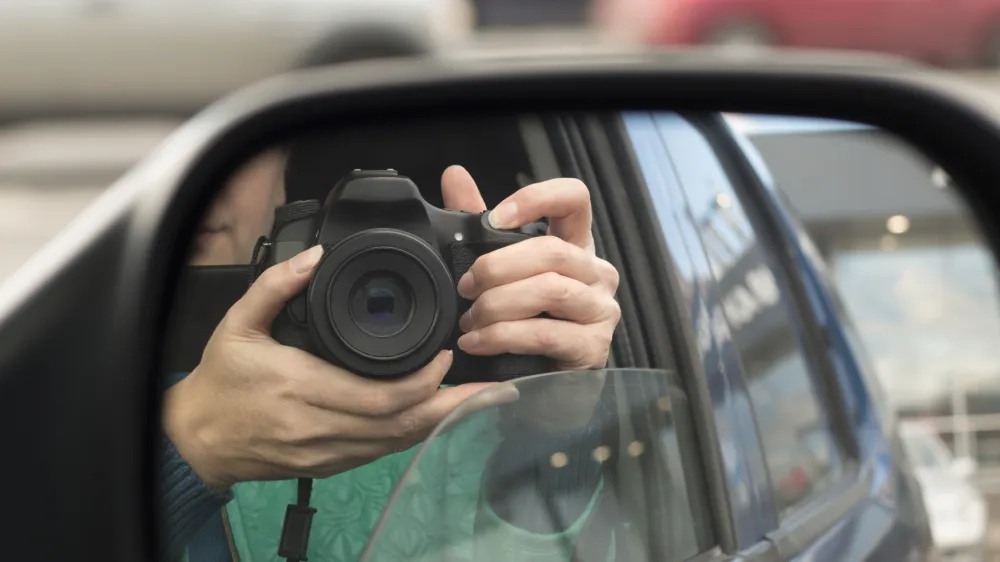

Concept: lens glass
[[349, 271, 414, 338]]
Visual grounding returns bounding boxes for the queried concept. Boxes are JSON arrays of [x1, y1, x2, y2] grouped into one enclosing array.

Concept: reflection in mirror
[[362, 370, 701, 562], [158, 111, 995, 562]]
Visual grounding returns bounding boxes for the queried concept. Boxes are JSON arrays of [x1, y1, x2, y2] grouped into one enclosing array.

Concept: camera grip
[[270, 304, 312, 353], [448, 240, 553, 385], [163, 265, 254, 375]]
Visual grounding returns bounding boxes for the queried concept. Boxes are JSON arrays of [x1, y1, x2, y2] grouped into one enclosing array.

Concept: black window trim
[[601, 112, 796, 562], [551, 111, 717, 561], [684, 112, 870, 558], [687, 112, 860, 458], [601, 112, 740, 556]]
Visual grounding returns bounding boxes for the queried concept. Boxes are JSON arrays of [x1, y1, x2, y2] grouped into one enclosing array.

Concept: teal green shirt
[[196, 410, 608, 562]]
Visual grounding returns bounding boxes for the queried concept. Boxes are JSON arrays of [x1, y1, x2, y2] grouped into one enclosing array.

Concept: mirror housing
[[6, 48, 1000, 560]]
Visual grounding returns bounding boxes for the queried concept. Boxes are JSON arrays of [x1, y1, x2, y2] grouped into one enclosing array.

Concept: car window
[[643, 112, 848, 519], [761, 189, 899, 434], [737, 115, 1000, 472], [363, 369, 709, 562]]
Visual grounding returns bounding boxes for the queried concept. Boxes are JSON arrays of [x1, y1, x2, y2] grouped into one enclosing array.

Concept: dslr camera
[[167, 169, 551, 385]]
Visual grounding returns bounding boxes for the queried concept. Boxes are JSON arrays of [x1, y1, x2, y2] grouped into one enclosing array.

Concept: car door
[[611, 110, 928, 562]]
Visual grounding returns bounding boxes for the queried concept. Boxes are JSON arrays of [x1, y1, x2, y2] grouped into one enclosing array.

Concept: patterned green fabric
[[219, 410, 606, 562]]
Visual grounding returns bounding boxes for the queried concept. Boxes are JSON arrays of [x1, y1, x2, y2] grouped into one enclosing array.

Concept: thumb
[[441, 165, 487, 213], [225, 245, 324, 333]]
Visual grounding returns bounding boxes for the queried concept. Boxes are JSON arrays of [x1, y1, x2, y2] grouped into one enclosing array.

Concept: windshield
[[360, 368, 711, 562]]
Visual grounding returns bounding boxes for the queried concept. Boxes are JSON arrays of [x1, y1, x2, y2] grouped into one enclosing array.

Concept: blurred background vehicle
[[0, 0, 474, 117], [901, 421, 987, 562], [472, 0, 591, 28], [592, 0, 1000, 67]]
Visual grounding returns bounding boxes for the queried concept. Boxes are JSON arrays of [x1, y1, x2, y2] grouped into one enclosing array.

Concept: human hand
[[163, 246, 505, 491], [440, 166, 621, 431]]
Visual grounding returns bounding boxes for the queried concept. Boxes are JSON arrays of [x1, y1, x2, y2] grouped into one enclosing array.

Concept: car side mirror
[[6, 49, 1000, 561]]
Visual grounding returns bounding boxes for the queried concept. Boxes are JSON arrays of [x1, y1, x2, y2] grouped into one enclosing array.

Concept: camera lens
[[349, 272, 414, 338], [310, 229, 458, 378]]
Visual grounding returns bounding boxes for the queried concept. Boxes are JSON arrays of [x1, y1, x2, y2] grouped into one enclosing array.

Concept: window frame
[[548, 112, 727, 560], [609, 108, 875, 561], [600, 111, 746, 558], [680, 113, 873, 557]]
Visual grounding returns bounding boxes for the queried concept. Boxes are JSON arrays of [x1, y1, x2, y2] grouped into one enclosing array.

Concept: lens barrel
[[306, 229, 456, 378]]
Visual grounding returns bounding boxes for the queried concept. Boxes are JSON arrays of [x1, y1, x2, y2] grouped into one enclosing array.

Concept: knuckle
[[473, 290, 496, 320], [272, 416, 305, 447], [535, 326, 560, 351], [288, 450, 324, 474], [563, 178, 589, 198], [543, 236, 571, 264], [599, 323, 615, 349], [566, 339, 590, 366], [488, 321, 516, 346], [472, 255, 499, 287], [592, 346, 611, 368], [606, 298, 623, 324], [392, 413, 422, 441], [544, 273, 573, 305], [584, 331, 611, 367], [599, 259, 620, 291], [362, 389, 398, 417]]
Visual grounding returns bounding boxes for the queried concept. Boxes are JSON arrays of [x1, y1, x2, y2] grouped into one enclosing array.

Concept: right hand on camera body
[[163, 245, 501, 491]]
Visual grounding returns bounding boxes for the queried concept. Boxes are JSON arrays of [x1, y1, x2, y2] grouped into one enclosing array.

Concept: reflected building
[[734, 115, 1000, 473]]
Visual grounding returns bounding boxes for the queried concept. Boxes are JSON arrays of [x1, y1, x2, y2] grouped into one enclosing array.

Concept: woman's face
[[190, 149, 287, 266]]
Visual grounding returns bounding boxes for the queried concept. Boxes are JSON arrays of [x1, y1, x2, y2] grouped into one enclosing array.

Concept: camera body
[[256, 169, 551, 384]]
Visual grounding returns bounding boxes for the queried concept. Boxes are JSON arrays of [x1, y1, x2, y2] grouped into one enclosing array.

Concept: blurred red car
[[593, 0, 1000, 67]]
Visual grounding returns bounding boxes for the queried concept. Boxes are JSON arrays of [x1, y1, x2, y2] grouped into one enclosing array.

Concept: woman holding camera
[[161, 155, 622, 562]]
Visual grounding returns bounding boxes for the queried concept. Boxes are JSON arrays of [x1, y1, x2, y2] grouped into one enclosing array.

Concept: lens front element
[[349, 272, 414, 338], [307, 228, 458, 378]]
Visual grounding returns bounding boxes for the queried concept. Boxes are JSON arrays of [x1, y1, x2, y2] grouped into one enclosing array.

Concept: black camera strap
[[278, 478, 316, 562]]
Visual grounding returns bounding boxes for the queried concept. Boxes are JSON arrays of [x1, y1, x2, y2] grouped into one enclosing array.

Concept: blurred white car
[[0, 0, 474, 116], [900, 422, 987, 562]]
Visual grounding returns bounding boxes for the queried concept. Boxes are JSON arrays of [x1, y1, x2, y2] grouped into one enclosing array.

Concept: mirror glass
[[159, 111, 998, 562]]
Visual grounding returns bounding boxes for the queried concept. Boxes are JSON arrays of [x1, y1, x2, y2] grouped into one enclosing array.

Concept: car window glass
[[734, 115, 1000, 471], [641, 112, 848, 518], [363, 369, 711, 562]]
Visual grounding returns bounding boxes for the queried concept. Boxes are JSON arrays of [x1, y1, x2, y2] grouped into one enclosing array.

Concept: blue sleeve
[[160, 373, 234, 560]]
